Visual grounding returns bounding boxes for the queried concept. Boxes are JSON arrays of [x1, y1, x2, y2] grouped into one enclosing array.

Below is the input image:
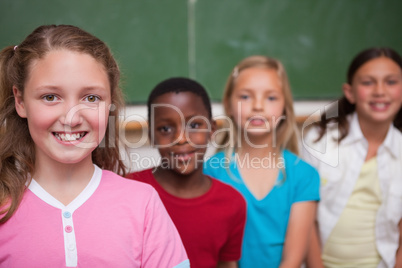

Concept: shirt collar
[[28, 164, 102, 211], [382, 123, 400, 159], [341, 112, 365, 145], [342, 112, 400, 159]]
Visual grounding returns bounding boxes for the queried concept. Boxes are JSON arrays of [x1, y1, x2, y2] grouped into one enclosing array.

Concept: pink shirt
[[0, 165, 189, 268]]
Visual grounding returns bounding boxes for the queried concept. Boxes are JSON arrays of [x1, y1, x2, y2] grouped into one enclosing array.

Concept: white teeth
[[374, 103, 386, 109], [55, 133, 84, 142]]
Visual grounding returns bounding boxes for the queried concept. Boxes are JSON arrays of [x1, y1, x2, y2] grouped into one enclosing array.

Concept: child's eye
[[43, 95, 59, 102], [158, 126, 172, 133], [84, 95, 100, 103], [361, 81, 373, 86], [386, 80, 399, 85], [239, 95, 250, 100], [188, 122, 201, 129], [267, 96, 277, 101]]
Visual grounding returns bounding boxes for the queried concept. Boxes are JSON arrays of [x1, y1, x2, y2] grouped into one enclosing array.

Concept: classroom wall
[[2, 0, 401, 171], [1, 0, 401, 104]]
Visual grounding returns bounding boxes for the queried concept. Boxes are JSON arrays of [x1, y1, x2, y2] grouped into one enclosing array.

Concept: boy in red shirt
[[127, 77, 246, 268]]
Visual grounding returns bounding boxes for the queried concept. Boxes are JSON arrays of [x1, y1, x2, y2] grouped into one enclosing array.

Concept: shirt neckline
[[148, 169, 217, 204], [343, 112, 399, 158], [231, 150, 285, 202], [28, 165, 102, 212]]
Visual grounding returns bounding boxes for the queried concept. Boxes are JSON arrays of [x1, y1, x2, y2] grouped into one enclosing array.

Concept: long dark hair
[[316, 47, 402, 142]]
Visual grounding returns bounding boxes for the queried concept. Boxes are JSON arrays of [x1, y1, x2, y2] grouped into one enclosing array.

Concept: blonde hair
[[220, 55, 299, 157], [0, 25, 127, 223]]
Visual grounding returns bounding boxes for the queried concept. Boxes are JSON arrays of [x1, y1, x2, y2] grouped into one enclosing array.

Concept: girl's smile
[[53, 131, 87, 143], [151, 91, 213, 175], [344, 57, 402, 127], [171, 150, 197, 162], [369, 102, 389, 112], [14, 49, 111, 166]]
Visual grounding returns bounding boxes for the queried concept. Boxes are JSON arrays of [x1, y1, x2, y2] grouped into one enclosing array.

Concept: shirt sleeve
[[219, 191, 247, 261], [203, 152, 228, 181], [203, 155, 218, 178], [293, 160, 320, 203], [142, 189, 189, 268]]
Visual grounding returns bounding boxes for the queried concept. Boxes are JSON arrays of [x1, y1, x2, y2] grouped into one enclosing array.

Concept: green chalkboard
[[1, 0, 401, 103], [0, 0, 188, 104]]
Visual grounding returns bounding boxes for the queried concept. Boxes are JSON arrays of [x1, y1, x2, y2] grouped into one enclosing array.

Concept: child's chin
[[172, 165, 197, 176]]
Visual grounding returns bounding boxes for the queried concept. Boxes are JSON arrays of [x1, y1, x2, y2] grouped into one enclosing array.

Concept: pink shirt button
[[65, 225, 73, 233]]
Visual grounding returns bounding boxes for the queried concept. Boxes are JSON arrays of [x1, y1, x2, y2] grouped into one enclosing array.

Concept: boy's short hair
[[147, 77, 212, 121]]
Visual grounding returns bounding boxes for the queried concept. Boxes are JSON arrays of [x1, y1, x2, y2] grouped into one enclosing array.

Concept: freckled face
[[150, 92, 213, 175], [14, 50, 111, 167], [229, 67, 285, 136], [344, 57, 402, 126]]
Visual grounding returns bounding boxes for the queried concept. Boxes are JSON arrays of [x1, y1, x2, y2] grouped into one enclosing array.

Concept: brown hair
[[220, 55, 299, 155], [0, 25, 127, 223], [316, 47, 402, 142]]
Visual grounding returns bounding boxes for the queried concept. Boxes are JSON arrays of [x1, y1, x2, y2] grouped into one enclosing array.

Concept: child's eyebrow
[[184, 114, 209, 121], [357, 74, 375, 78], [33, 85, 108, 92], [358, 72, 402, 79], [152, 117, 174, 124], [34, 85, 60, 92], [265, 90, 281, 94], [239, 88, 280, 93], [237, 88, 253, 93], [385, 74, 402, 78], [81, 86, 109, 91]]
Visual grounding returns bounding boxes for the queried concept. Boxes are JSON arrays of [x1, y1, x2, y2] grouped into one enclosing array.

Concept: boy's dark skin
[[151, 91, 214, 198], [150, 91, 237, 268]]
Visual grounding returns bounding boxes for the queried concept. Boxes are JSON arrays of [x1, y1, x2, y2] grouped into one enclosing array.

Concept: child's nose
[[59, 102, 84, 127], [174, 127, 188, 145], [373, 82, 386, 96], [253, 98, 264, 111]]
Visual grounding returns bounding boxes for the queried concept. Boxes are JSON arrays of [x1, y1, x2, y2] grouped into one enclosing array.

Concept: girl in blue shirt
[[204, 55, 320, 267]]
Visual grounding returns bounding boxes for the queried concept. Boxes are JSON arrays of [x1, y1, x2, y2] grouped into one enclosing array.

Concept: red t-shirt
[[127, 169, 246, 268]]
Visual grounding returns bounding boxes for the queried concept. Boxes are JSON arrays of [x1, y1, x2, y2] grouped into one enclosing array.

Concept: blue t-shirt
[[203, 149, 320, 268]]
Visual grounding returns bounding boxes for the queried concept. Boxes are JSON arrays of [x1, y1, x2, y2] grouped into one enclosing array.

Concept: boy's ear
[[147, 121, 153, 147], [13, 86, 27, 118], [342, 83, 356, 104]]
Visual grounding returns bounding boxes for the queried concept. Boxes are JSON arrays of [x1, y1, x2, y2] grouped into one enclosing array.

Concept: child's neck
[[154, 167, 211, 199], [236, 134, 281, 200], [238, 132, 280, 158], [33, 157, 95, 205], [358, 118, 391, 161]]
